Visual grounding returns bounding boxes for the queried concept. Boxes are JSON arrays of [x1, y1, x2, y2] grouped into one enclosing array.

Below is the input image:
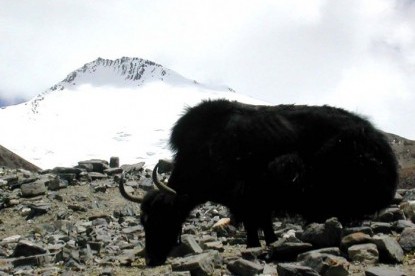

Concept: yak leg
[[244, 220, 261, 247], [244, 210, 276, 247], [261, 214, 277, 245]]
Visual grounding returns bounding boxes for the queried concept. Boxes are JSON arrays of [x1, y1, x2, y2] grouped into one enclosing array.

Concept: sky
[[1, 0, 415, 139]]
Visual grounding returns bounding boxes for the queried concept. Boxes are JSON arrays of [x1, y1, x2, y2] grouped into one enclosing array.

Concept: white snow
[[0, 61, 268, 170]]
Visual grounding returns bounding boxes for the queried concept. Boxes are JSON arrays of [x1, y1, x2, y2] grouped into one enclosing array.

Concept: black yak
[[119, 99, 398, 266]]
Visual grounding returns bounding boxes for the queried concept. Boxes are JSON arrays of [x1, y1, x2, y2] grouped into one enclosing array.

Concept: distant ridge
[[28, 57, 234, 114], [0, 145, 41, 172]]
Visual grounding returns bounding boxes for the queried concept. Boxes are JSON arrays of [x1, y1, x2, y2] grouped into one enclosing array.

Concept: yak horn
[[118, 172, 144, 203], [152, 162, 177, 195]]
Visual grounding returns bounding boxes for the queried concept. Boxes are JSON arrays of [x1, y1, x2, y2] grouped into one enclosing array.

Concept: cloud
[[0, 0, 415, 138]]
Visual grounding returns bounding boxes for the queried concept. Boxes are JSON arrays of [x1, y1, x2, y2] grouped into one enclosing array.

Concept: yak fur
[[138, 99, 398, 266]]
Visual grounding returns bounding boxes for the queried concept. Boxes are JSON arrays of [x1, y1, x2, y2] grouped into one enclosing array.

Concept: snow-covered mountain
[[0, 57, 266, 169], [29, 57, 234, 115]]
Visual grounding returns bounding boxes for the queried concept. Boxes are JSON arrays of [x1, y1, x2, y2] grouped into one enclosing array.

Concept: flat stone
[[121, 225, 144, 234], [348, 243, 379, 264], [104, 167, 123, 175], [11, 252, 60, 268], [13, 240, 47, 257], [300, 217, 342, 248], [277, 263, 320, 276], [371, 235, 404, 264], [341, 232, 373, 250], [270, 238, 313, 261], [88, 172, 108, 180], [299, 252, 349, 276], [227, 258, 263, 276], [78, 159, 109, 173], [240, 247, 265, 260], [297, 247, 342, 261], [1, 235, 22, 245], [365, 266, 407, 276], [376, 207, 405, 222], [342, 226, 374, 236], [121, 162, 145, 173], [20, 180, 47, 197], [171, 251, 221, 276]]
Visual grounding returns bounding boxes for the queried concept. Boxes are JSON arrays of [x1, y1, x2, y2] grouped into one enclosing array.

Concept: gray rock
[[76, 162, 94, 172], [68, 204, 87, 212], [393, 220, 415, 232], [392, 192, 403, 204], [78, 159, 109, 173], [121, 225, 144, 234], [398, 227, 415, 252], [299, 252, 350, 276], [371, 222, 393, 234], [371, 235, 404, 264], [11, 252, 60, 268], [171, 251, 221, 276], [341, 232, 373, 251], [277, 263, 320, 276], [138, 177, 154, 191], [240, 247, 265, 260], [342, 226, 374, 237], [20, 180, 47, 197], [2, 175, 18, 186], [376, 207, 405, 222], [104, 167, 123, 176], [52, 167, 83, 175], [34, 174, 62, 191], [300, 217, 343, 248], [121, 162, 145, 173], [270, 238, 313, 261], [297, 247, 342, 261], [227, 258, 263, 276], [88, 172, 108, 180], [13, 240, 47, 257], [348, 243, 379, 264], [202, 241, 224, 252], [402, 189, 415, 201], [365, 266, 407, 276], [400, 200, 415, 223], [263, 264, 278, 275], [109, 157, 120, 168], [26, 203, 51, 220], [170, 234, 203, 258]]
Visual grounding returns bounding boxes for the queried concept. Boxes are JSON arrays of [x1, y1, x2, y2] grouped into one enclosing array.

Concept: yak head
[[140, 189, 183, 266], [119, 161, 190, 266]]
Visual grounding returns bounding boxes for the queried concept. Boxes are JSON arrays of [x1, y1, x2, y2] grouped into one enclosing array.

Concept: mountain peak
[[50, 57, 193, 92], [28, 57, 235, 114]]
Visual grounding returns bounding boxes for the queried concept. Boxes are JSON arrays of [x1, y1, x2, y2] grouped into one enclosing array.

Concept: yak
[[119, 99, 398, 266]]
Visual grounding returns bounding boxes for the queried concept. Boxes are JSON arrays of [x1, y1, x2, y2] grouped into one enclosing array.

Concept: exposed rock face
[[0, 145, 40, 172], [0, 159, 414, 275], [386, 132, 415, 189]]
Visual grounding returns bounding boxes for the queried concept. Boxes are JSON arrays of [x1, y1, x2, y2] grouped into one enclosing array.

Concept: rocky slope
[[386, 133, 415, 189], [0, 158, 414, 275], [0, 145, 40, 172]]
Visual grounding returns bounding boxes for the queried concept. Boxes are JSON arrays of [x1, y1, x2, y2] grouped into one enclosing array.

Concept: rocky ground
[[0, 159, 415, 276]]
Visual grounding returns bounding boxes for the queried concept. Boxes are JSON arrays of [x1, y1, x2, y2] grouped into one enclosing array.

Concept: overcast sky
[[1, 0, 415, 138]]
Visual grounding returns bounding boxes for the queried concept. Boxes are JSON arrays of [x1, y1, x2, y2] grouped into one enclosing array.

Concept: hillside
[[0, 145, 40, 172], [386, 133, 415, 189]]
